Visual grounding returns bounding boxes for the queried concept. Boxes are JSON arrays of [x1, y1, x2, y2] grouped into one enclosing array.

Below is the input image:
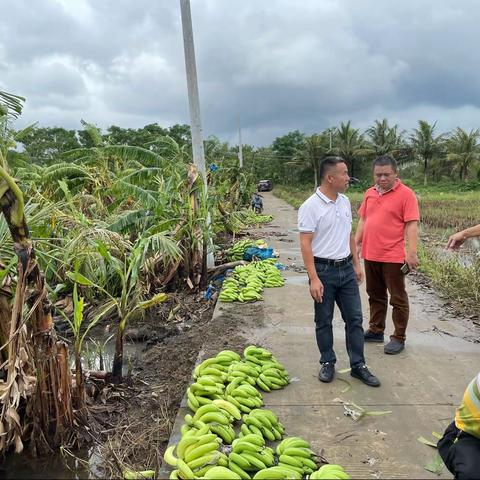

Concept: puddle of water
[[73, 336, 143, 375], [1, 446, 103, 479]]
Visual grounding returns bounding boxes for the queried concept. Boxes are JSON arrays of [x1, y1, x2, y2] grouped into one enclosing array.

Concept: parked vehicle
[[257, 179, 273, 191]]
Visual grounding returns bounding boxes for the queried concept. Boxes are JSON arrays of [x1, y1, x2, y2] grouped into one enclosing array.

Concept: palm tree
[[447, 128, 480, 181], [291, 133, 332, 186], [366, 119, 405, 158], [410, 120, 444, 185], [333, 121, 366, 178]]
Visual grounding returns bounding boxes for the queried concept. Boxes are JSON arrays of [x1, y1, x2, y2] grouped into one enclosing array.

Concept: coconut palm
[[333, 121, 366, 178], [365, 118, 406, 159], [447, 128, 480, 181], [291, 133, 332, 186], [410, 120, 445, 185]]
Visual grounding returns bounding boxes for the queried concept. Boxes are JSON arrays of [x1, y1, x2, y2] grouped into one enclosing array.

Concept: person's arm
[[299, 233, 324, 303], [350, 233, 364, 284], [447, 223, 480, 250], [405, 220, 419, 269], [355, 217, 365, 259]]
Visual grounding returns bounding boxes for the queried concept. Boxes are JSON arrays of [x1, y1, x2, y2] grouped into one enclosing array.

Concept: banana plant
[[59, 265, 114, 408], [67, 232, 179, 382]]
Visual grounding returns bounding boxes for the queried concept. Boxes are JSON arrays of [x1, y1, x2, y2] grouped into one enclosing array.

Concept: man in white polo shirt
[[298, 157, 380, 387]]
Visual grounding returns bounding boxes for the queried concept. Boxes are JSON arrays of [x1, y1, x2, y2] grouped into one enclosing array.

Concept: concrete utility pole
[[238, 117, 243, 168], [180, 0, 214, 268]]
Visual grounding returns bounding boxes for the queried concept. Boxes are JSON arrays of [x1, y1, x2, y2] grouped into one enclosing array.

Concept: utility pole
[[180, 0, 214, 268], [238, 117, 243, 168]]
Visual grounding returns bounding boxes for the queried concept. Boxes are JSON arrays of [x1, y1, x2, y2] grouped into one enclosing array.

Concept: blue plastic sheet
[[243, 247, 274, 261]]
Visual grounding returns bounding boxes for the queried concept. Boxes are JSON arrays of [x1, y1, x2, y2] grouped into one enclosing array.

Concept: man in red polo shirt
[[355, 155, 420, 354]]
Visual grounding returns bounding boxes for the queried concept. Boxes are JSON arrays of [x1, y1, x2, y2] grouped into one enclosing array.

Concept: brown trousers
[[364, 260, 409, 342]]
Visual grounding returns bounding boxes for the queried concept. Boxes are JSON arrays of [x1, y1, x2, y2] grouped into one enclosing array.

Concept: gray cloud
[[1, 0, 480, 146]]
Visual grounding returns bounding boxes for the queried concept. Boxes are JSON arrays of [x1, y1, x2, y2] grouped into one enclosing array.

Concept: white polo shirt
[[298, 189, 352, 259]]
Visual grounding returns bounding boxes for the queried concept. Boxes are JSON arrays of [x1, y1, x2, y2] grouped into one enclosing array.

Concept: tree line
[[11, 119, 480, 188]]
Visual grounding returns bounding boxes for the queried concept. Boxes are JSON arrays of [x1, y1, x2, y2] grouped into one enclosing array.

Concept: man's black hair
[[319, 156, 346, 182], [373, 155, 397, 172]]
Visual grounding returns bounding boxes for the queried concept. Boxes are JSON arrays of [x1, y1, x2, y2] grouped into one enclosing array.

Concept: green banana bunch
[[226, 239, 255, 261], [193, 351, 240, 378], [309, 464, 351, 479], [238, 286, 263, 303], [203, 466, 243, 479], [221, 260, 285, 303], [241, 211, 274, 225], [228, 434, 276, 476], [165, 424, 233, 479], [252, 466, 302, 479], [187, 401, 239, 444], [186, 378, 225, 412], [241, 345, 290, 391], [225, 377, 263, 413], [188, 352, 241, 411], [219, 289, 239, 302], [276, 437, 318, 476], [263, 265, 285, 288], [239, 408, 284, 442], [228, 361, 260, 380], [256, 363, 289, 392]]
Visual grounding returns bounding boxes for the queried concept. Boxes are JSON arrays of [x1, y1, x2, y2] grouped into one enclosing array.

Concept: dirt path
[[161, 191, 479, 479]]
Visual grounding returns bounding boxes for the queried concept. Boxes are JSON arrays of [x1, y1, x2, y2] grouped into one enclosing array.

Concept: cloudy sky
[[1, 0, 480, 146]]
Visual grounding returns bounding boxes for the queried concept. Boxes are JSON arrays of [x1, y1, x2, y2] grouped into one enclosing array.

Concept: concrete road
[[161, 191, 479, 479], [252, 191, 478, 479]]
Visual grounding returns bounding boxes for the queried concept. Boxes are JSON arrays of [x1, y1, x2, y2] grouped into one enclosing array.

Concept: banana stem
[[0, 161, 25, 227]]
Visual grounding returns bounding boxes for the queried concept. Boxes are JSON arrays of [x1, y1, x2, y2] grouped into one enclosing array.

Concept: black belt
[[314, 254, 352, 267]]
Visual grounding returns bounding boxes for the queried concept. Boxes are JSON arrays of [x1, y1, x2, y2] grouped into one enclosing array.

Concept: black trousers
[[437, 421, 480, 479]]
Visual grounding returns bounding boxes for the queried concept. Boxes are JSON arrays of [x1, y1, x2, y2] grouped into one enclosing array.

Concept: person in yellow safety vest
[[437, 372, 480, 479]]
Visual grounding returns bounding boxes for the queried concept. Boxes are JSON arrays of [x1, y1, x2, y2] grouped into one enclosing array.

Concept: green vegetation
[[0, 91, 267, 455]]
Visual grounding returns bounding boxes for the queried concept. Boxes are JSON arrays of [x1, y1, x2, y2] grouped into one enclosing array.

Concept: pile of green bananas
[[219, 278, 240, 302], [239, 408, 284, 442], [219, 260, 285, 303], [164, 424, 228, 479], [276, 436, 319, 476], [226, 239, 255, 261], [241, 211, 274, 225], [309, 464, 351, 479], [164, 347, 353, 480], [228, 433, 275, 478]]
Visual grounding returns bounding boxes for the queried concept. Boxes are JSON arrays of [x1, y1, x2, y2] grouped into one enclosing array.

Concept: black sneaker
[[318, 362, 335, 383], [364, 330, 384, 343], [384, 339, 405, 354], [351, 365, 381, 387]]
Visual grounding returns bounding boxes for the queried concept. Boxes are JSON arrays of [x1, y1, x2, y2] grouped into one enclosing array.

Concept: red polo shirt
[[358, 180, 420, 263]]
